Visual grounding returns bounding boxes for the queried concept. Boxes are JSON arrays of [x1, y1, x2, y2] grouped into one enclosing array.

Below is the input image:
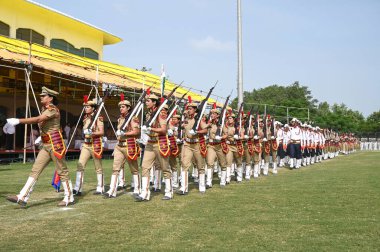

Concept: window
[[0, 21, 10, 37], [81, 48, 99, 60], [50, 39, 69, 51], [50, 39, 99, 60], [16, 28, 44, 45]]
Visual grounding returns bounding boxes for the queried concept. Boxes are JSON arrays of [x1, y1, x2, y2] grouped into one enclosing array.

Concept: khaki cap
[[40, 86, 59, 97], [187, 102, 198, 108], [210, 108, 220, 114], [118, 100, 131, 107], [146, 93, 159, 100], [83, 98, 98, 106]]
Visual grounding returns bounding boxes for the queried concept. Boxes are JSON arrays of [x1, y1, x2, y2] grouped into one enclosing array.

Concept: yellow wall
[[0, 0, 110, 59]]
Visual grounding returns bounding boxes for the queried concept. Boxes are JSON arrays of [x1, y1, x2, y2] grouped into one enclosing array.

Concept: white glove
[[244, 135, 249, 139], [254, 135, 259, 140], [146, 127, 151, 134], [189, 129, 197, 135], [271, 136, 275, 140], [6, 118, 20, 126], [141, 125, 151, 134], [233, 134, 239, 140], [116, 130, 125, 137], [263, 137, 268, 142], [83, 129, 92, 135], [215, 135, 222, 141], [103, 136, 108, 143], [167, 129, 174, 136], [34, 136, 41, 145], [176, 139, 183, 144]]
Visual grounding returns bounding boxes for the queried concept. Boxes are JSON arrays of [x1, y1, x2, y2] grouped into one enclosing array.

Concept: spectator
[[29, 125, 39, 148], [3, 122, 15, 152], [64, 123, 71, 140]]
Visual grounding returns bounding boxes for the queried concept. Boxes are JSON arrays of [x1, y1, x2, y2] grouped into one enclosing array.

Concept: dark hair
[[149, 98, 160, 108], [50, 96, 58, 106]]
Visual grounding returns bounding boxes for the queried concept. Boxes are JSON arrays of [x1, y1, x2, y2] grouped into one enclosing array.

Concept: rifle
[[145, 84, 181, 127], [166, 87, 190, 122], [121, 86, 153, 131], [88, 88, 112, 130], [191, 81, 218, 132], [263, 114, 268, 140], [244, 106, 254, 137], [270, 115, 276, 139], [215, 91, 232, 137], [177, 95, 192, 140], [234, 102, 244, 136], [254, 112, 260, 138]]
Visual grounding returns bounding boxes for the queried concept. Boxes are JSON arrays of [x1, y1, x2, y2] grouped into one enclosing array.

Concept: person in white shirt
[[64, 123, 71, 140], [314, 127, 321, 163], [301, 124, 309, 166], [275, 122, 285, 167], [3, 121, 15, 151], [283, 124, 291, 165], [289, 118, 302, 169]]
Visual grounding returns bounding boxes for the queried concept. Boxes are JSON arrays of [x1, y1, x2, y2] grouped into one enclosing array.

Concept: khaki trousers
[[30, 144, 70, 182], [243, 146, 252, 164], [141, 143, 170, 179], [112, 145, 139, 175], [226, 145, 242, 167], [169, 156, 178, 172], [253, 150, 261, 165], [206, 144, 227, 171], [77, 144, 103, 174], [181, 143, 205, 174]]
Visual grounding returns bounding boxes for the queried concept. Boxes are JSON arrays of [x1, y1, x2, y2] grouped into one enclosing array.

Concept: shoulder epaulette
[[132, 116, 140, 123], [47, 104, 56, 111]]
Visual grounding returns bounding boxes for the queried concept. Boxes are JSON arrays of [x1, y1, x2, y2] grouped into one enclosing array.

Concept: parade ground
[[1, 151, 379, 251]]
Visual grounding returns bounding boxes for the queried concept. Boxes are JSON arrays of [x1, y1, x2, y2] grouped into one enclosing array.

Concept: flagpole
[[237, 0, 244, 108]]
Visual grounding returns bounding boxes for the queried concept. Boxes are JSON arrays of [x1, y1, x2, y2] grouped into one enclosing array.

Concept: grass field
[[0, 151, 379, 251]]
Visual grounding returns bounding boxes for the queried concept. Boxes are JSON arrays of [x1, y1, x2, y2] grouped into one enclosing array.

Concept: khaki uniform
[[74, 114, 104, 194], [168, 123, 180, 173], [243, 126, 254, 179], [225, 125, 243, 167], [206, 122, 227, 187], [16, 104, 74, 205], [105, 114, 140, 197], [252, 127, 264, 178], [225, 124, 245, 182], [179, 115, 207, 193], [138, 109, 171, 200]]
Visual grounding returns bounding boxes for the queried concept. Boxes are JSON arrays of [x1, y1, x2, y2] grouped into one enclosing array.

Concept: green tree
[[230, 82, 372, 134], [230, 82, 316, 123]]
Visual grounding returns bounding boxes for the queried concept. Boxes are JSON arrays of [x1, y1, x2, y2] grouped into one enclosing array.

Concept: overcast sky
[[34, 0, 380, 117]]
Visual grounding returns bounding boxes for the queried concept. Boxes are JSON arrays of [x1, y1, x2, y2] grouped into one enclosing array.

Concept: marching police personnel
[[205, 107, 227, 188], [177, 101, 208, 194], [225, 113, 244, 183], [167, 113, 181, 189], [136, 93, 172, 201], [6, 86, 74, 207], [253, 118, 264, 178], [104, 96, 141, 198], [73, 97, 104, 196]]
